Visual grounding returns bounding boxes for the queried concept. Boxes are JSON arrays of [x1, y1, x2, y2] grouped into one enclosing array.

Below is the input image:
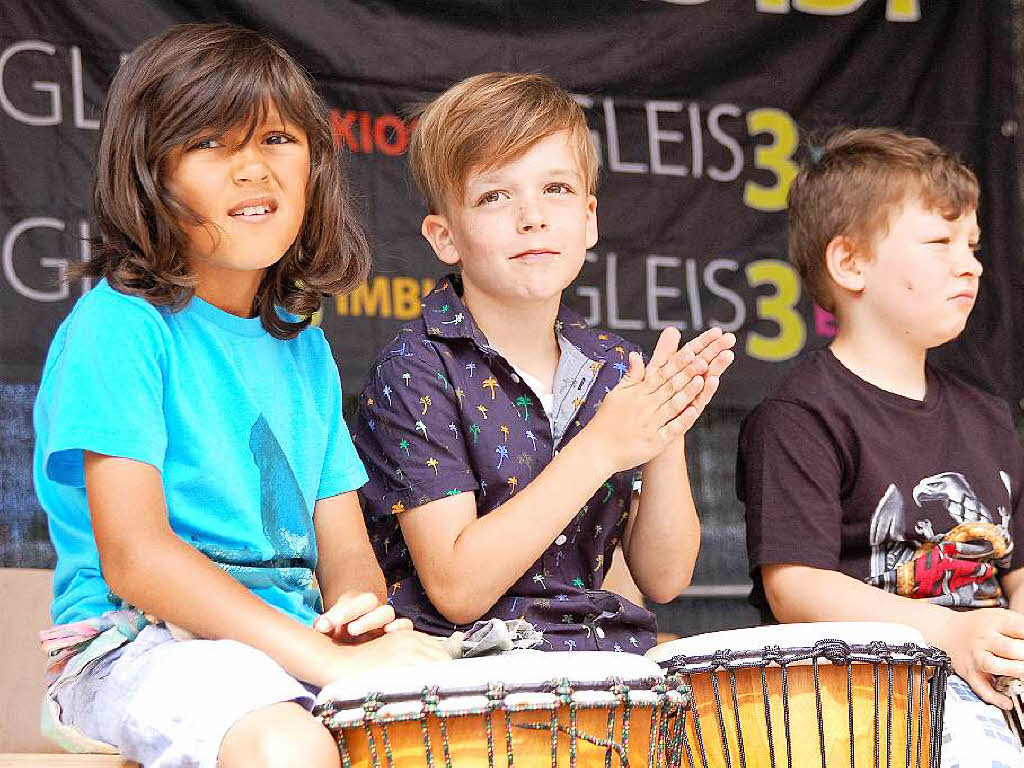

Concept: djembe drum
[[647, 623, 950, 768], [314, 650, 687, 768]]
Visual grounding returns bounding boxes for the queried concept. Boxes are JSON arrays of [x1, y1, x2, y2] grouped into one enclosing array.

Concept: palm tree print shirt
[[353, 275, 657, 654]]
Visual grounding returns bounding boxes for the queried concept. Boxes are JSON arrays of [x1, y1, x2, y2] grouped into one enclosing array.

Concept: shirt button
[[510, 374, 520, 383], [555, 535, 567, 545]]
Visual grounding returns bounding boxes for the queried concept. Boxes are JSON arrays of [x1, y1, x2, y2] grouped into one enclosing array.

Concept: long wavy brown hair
[[80, 22, 369, 338]]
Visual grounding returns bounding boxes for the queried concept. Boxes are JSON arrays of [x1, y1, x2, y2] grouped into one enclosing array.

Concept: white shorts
[[51, 624, 316, 768], [942, 675, 1024, 768]]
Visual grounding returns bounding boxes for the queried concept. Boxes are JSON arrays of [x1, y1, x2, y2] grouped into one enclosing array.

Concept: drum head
[[646, 622, 926, 663], [316, 650, 668, 723]]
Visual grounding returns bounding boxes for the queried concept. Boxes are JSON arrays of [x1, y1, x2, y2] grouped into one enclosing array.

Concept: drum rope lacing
[[314, 673, 689, 767], [658, 640, 950, 768], [509, 678, 635, 767]]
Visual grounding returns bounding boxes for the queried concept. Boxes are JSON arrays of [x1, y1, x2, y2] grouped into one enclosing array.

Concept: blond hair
[[408, 72, 597, 213], [788, 127, 979, 312]]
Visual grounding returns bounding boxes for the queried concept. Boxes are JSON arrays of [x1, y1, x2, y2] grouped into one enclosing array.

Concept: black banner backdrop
[[2, 0, 1022, 569]]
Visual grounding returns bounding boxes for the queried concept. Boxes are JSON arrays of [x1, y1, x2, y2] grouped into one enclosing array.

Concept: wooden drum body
[[648, 623, 950, 768], [314, 650, 686, 768]]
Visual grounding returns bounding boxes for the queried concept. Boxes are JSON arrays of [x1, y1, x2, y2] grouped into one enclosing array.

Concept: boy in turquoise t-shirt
[[34, 23, 444, 768]]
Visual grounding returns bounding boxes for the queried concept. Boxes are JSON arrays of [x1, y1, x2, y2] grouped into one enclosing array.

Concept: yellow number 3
[[745, 260, 806, 362], [744, 108, 799, 213]]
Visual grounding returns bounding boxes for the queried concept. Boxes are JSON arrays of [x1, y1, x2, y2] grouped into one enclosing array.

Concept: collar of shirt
[[421, 274, 629, 362]]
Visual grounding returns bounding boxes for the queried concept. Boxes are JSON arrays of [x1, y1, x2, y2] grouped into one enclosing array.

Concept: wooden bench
[[0, 756, 135, 766]]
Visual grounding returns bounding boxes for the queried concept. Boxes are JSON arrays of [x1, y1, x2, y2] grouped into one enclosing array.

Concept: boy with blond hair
[[353, 72, 735, 653], [738, 127, 1024, 765]]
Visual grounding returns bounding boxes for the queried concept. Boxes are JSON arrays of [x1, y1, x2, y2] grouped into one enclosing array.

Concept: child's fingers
[[315, 592, 380, 633], [656, 376, 719, 439], [705, 329, 736, 351], [656, 376, 704, 425], [345, 604, 398, 637], [658, 404, 700, 441], [983, 650, 1024, 682], [681, 353, 708, 381], [624, 351, 646, 384], [384, 617, 414, 633], [997, 609, 1024, 641], [689, 332, 735, 374], [690, 376, 720, 414], [682, 327, 724, 359], [990, 630, 1024, 661], [706, 349, 735, 379], [700, 334, 737, 368], [646, 327, 682, 375], [965, 668, 1012, 710], [653, 360, 705, 407]]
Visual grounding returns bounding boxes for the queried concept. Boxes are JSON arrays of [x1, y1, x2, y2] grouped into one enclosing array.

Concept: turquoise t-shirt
[[34, 280, 368, 626]]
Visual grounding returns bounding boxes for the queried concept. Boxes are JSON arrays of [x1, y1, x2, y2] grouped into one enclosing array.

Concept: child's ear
[[421, 214, 461, 266], [824, 234, 866, 293], [585, 195, 598, 250]]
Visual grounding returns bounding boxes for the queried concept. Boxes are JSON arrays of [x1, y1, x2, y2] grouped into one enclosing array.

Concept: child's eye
[[477, 191, 508, 205], [546, 182, 574, 195], [265, 132, 297, 145], [925, 237, 950, 245], [190, 136, 221, 150]]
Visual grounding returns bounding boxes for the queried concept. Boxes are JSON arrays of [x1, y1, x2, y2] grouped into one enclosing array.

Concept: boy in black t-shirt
[[738, 128, 1024, 765]]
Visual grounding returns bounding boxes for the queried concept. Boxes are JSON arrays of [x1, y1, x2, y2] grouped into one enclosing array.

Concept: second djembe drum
[[648, 622, 950, 768]]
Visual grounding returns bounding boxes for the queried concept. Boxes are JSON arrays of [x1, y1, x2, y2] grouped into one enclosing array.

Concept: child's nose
[[517, 199, 548, 232], [957, 245, 983, 277], [233, 145, 270, 183]]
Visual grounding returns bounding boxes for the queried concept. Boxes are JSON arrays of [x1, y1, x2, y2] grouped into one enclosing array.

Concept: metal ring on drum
[[646, 622, 951, 768], [314, 649, 688, 767]]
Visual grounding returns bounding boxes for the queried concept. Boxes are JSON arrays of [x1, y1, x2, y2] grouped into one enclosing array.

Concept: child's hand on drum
[[315, 592, 413, 644], [337, 629, 451, 676], [941, 608, 1024, 709]]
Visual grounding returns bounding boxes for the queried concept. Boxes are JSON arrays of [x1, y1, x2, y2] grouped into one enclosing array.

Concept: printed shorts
[[50, 624, 315, 768]]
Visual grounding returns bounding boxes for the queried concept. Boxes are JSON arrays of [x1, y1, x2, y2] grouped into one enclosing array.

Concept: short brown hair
[[81, 22, 369, 339], [788, 127, 979, 312], [408, 72, 598, 214]]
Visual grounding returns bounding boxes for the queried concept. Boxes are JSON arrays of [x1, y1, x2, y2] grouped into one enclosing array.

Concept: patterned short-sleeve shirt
[[353, 274, 657, 654]]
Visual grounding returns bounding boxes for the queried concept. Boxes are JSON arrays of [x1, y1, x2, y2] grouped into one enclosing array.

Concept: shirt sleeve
[[38, 294, 168, 487], [316, 350, 369, 500], [997, 402, 1024, 572], [737, 398, 845, 573], [354, 345, 479, 512]]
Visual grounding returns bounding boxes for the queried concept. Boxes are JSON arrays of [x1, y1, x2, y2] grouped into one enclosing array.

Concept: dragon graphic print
[[867, 471, 1014, 607]]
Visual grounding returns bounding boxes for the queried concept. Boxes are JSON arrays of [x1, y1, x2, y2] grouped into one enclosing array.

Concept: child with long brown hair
[[34, 22, 444, 768]]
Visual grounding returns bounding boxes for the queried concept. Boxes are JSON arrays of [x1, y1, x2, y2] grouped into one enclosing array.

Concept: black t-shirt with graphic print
[[738, 349, 1024, 622]]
